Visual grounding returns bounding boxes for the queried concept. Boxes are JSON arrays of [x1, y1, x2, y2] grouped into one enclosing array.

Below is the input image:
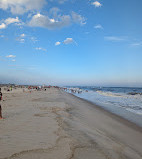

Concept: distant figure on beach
[[0, 88, 3, 119], [0, 88, 2, 101]]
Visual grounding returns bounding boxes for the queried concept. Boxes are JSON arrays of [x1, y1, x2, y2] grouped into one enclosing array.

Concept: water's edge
[[64, 88, 142, 128]]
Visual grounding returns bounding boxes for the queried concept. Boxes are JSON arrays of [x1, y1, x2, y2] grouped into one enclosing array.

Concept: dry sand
[[0, 87, 142, 159]]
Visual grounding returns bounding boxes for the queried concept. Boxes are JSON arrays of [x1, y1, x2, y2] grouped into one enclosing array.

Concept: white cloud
[[16, 34, 26, 43], [20, 34, 26, 37], [131, 42, 142, 46], [19, 39, 25, 43], [28, 13, 71, 29], [0, 23, 6, 29], [71, 12, 86, 25], [58, 0, 68, 4], [35, 47, 47, 51], [12, 59, 16, 62], [4, 17, 19, 25], [0, 0, 46, 15], [49, 0, 68, 4], [55, 38, 76, 45], [0, 17, 21, 30], [31, 37, 38, 43], [28, 11, 86, 29], [0, 35, 4, 38], [49, 7, 60, 17], [63, 38, 74, 44], [6, 55, 16, 58], [94, 24, 103, 29], [92, 1, 102, 7], [55, 41, 61, 46], [104, 36, 125, 42]]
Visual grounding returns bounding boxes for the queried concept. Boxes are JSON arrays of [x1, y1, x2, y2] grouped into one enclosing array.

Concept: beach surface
[[0, 87, 142, 159]]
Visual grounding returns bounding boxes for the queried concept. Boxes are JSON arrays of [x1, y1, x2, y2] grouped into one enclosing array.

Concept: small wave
[[96, 90, 123, 98]]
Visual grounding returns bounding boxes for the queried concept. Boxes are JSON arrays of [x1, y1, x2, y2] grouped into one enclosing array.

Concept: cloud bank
[[0, 0, 46, 14], [28, 11, 85, 29]]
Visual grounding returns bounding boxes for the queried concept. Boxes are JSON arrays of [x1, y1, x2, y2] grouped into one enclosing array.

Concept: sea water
[[66, 86, 142, 127]]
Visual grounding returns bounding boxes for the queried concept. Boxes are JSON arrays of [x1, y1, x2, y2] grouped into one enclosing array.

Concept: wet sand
[[0, 87, 142, 159]]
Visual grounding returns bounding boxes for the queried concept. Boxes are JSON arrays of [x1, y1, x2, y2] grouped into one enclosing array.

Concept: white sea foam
[[67, 88, 142, 116], [96, 90, 124, 98], [65, 87, 142, 126]]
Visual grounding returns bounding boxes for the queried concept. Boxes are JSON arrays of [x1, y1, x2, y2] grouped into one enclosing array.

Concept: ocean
[[65, 86, 142, 127]]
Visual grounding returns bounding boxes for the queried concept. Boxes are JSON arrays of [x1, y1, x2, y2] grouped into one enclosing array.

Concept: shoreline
[[63, 90, 142, 132], [0, 88, 142, 159], [60, 89, 142, 158]]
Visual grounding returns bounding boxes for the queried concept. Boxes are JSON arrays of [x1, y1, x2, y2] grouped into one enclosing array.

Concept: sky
[[0, 0, 142, 86]]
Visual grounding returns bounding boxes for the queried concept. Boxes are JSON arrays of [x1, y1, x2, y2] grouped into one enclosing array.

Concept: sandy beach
[[0, 87, 142, 159]]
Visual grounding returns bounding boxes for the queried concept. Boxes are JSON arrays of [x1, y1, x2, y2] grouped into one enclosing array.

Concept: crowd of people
[[0, 85, 60, 119], [0, 86, 86, 120]]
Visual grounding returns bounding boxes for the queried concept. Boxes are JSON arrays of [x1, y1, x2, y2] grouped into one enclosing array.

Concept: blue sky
[[0, 0, 142, 86]]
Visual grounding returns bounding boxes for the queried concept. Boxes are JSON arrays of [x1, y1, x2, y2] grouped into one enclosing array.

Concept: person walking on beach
[[0, 88, 3, 119]]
